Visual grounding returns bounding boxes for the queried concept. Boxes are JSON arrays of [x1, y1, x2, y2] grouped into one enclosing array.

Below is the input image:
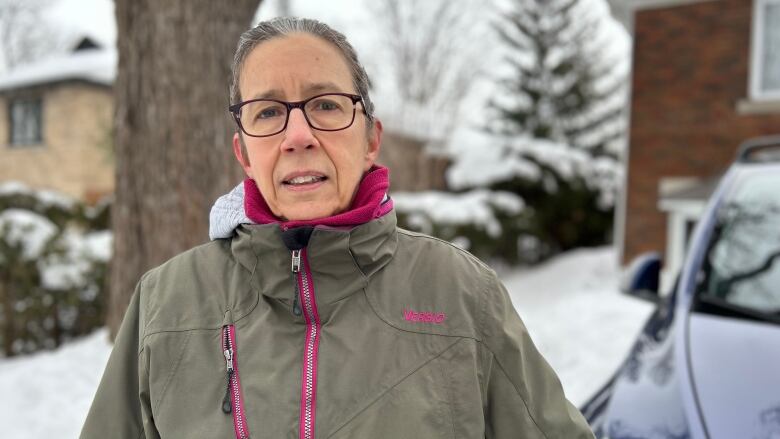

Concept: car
[[582, 136, 780, 439]]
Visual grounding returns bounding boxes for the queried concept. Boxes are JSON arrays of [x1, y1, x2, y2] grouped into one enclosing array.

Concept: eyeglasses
[[228, 93, 368, 138]]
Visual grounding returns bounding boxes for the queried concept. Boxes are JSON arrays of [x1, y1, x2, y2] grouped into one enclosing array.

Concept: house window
[[9, 98, 43, 146], [751, 0, 780, 100]]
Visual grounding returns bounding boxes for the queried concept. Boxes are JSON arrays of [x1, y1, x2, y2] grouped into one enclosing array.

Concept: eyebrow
[[251, 82, 347, 100]]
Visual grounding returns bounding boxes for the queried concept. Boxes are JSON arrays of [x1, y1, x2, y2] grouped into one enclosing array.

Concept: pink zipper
[[292, 248, 321, 439], [222, 324, 250, 439]]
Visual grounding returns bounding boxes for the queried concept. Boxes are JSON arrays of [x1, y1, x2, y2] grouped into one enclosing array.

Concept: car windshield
[[697, 168, 780, 318]]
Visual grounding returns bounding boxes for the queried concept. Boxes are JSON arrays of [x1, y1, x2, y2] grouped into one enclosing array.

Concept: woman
[[81, 17, 594, 439]]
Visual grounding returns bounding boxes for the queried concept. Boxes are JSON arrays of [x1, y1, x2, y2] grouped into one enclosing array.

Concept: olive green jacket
[[80, 211, 594, 438]]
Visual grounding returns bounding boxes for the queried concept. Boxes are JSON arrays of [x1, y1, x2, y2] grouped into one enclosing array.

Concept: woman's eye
[[258, 108, 281, 119], [313, 100, 339, 111]]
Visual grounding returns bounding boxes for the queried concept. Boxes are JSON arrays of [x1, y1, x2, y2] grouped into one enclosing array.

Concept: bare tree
[[0, 0, 58, 71], [371, 0, 489, 147], [109, 0, 262, 338]]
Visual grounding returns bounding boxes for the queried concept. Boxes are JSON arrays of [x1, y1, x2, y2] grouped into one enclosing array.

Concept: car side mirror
[[620, 252, 662, 304]]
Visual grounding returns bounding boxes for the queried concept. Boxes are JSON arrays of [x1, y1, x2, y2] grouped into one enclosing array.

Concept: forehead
[[239, 33, 355, 100]]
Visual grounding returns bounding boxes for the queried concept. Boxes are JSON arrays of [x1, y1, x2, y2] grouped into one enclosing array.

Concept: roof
[[661, 177, 719, 202], [657, 177, 718, 217], [0, 46, 116, 92]]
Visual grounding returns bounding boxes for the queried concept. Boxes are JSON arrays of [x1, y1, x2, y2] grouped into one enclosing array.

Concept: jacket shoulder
[[138, 238, 257, 337], [366, 228, 498, 340]]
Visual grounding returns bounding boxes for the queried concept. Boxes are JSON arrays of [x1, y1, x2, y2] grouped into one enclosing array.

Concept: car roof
[[736, 135, 780, 164]]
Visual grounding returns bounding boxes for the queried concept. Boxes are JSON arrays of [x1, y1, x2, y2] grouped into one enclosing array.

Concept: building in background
[[378, 131, 450, 192], [0, 38, 115, 204], [609, 0, 780, 278]]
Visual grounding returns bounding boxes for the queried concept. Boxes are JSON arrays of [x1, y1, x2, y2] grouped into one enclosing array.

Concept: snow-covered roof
[[0, 47, 116, 92]]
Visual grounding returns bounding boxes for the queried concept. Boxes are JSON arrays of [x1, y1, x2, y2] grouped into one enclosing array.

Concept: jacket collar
[[208, 166, 392, 241], [210, 165, 396, 319], [230, 211, 397, 318], [244, 165, 392, 229]]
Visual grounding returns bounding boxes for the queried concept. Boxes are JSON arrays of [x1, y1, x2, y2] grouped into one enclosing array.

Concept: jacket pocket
[[146, 330, 239, 438]]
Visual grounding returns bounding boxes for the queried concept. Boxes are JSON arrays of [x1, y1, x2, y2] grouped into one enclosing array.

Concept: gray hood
[[208, 182, 254, 241]]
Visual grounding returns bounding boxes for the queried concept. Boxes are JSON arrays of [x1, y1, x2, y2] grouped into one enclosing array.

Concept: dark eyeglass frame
[[228, 92, 369, 138]]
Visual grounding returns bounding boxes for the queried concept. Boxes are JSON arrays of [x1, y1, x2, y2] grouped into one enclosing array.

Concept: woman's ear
[[232, 132, 252, 176], [364, 119, 383, 171]]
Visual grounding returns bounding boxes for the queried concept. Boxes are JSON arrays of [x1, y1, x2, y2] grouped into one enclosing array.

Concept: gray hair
[[230, 17, 375, 120]]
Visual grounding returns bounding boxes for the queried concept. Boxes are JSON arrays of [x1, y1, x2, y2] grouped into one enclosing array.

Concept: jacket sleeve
[[480, 271, 595, 439], [80, 277, 160, 439]]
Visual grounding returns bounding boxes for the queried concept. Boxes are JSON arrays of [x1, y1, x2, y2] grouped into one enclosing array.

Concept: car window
[[697, 169, 780, 317]]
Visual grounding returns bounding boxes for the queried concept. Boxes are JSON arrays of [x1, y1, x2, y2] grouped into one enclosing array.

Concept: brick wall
[[0, 82, 114, 202], [623, 0, 780, 264]]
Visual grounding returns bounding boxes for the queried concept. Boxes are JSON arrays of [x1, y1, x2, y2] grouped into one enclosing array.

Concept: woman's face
[[232, 33, 382, 221]]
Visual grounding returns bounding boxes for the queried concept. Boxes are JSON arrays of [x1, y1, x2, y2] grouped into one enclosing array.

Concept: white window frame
[[750, 0, 780, 101]]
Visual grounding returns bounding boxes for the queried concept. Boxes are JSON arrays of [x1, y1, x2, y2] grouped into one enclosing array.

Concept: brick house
[[609, 0, 780, 277], [0, 38, 115, 203]]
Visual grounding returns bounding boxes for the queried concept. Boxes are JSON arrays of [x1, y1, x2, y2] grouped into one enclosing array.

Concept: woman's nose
[[281, 108, 317, 152]]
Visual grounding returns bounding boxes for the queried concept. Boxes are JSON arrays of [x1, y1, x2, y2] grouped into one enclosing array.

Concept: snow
[[82, 230, 113, 262], [0, 329, 112, 439], [0, 181, 31, 195], [0, 47, 116, 92], [393, 189, 524, 237], [35, 190, 78, 211], [0, 209, 57, 259], [504, 247, 653, 405], [448, 134, 620, 186], [0, 183, 112, 290], [447, 134, 625, 208], [46, 0, 117, 49], [0, 246, 652, 437], [0, 181, 76, 210], [37, 230, 113, 291]]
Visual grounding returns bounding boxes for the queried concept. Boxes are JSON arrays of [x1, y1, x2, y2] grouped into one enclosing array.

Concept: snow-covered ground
[[0, 328, 112, 438], [0, 246, 652, 438], [504, 247, 653, 406]]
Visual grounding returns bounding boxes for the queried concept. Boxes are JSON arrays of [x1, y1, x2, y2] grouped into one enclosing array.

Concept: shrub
[[393, 189, 547, 266], [0, 183, 111, 357]]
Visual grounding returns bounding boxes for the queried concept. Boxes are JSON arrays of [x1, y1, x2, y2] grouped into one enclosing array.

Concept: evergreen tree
[[490, 0, 627, 257]]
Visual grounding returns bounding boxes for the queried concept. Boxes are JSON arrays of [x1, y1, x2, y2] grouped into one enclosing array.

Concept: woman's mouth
[[282, 174, 328, 191], [284, 175, 326, 185]]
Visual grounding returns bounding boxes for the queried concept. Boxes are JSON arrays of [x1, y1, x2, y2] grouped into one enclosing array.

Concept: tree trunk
[[109, 0, 262, 338], [0, 277, 14, 357]]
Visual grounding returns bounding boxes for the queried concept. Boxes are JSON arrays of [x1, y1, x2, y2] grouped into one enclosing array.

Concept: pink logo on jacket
[[403, 308, 446, 324]]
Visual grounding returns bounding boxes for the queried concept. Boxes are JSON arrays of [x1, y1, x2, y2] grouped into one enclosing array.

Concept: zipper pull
[[222, 327, 234, 414], [291, 249, 301, 273], [291, 250, 303, 316], [224, 347, 234, 374], [222, 368, 233, 414], [293, 282, 302, 316]]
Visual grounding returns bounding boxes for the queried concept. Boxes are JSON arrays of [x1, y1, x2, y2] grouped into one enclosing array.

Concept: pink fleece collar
[[243, 166, 393, 229]]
